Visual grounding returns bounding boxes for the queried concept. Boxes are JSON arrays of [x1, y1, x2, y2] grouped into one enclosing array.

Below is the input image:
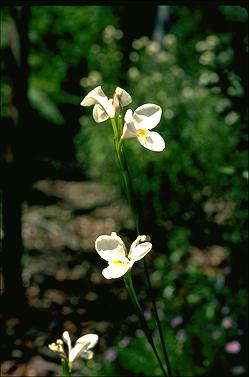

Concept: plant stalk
[[111, 117, 173, 376], [61, 359, 71, 377], [123, 271, 168, 377]]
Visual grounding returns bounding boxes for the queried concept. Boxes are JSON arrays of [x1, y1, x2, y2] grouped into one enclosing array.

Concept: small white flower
[[49, 331, 98, 363], [122, 104, 165, 152], [48, 339, 65, 359], [80, 86, 131, 123], [95, 232, 152, 279]]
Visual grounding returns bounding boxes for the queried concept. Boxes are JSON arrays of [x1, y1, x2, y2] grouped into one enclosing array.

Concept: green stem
[[61, 359, 71, 377], [116, 139, 173, 377], [111, 119, 133, 215], [117, 114, 123, 138], [110, 117, 119, 145], [142, 257, 173, 377], [110, 117, 173, 376], [124, 271, 168, 377], [117, 141, 140, 229]]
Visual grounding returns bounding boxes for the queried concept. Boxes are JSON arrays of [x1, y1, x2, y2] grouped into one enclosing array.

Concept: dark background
[[1, 4, 248, 376]]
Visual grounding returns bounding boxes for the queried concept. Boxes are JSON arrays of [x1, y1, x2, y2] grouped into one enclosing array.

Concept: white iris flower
[[80, 86, 131, 123], [95, 232, 152, 279], [122, 104, 165, 151], [48, 331, 98, 363]]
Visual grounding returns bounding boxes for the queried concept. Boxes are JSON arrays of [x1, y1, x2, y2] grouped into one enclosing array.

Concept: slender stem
[[124, 272, 168, 377], [117, 114, 123, 137], [117, 142, 140, 229], [118, 143, 173, 377], [142, 257, 173, 377], [110, 116, 173, 376], [61, 359, 71, 377], [110, 117, 119, 145]]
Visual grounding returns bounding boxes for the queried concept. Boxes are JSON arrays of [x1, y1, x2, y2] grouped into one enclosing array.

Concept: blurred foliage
[[79, 5, 248, 249], [28, 6, 121, 125], [75, 5, 248, 376], [1, 4, 248, 377]]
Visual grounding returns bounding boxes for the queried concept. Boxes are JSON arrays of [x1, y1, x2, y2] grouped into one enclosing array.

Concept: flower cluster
[[80, 86, 165, 152]]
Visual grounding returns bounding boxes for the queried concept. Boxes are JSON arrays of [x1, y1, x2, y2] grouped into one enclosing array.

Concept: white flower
[[95, 232, 152, 279], [49, 331, 98, 363], [122, 104, 165, 152], [80, 86, 131, 123]]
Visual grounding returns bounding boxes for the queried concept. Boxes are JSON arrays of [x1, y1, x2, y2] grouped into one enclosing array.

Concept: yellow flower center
[[111, 259, 127, 268], [137, 128, 149, 137]]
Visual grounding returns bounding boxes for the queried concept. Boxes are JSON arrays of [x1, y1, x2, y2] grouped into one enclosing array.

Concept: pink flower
[[225, 340, 241, 354], [221, 317, 233, 329], [170, 316, 183, 328]]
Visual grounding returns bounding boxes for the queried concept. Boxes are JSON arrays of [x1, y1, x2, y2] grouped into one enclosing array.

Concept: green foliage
[[80, 11, 247, 250], [28, 6, 120, 124], [118, 337, 162, 376]]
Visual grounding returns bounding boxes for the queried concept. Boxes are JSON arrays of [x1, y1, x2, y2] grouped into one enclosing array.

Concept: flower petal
[[68, 334, 98, 363], [92, 104, 109, 123], [122, 123, 137, 139], [122, 109, 137, 139], [82, 350, 94, 360], [114, 87, 132, 107], [124, 108, 133, 124], [128, 242, 152, 262], [102, 263, 130, 279], [130, 235, 150, 250], [62, 331, 72, 354], [80, 86, 115, 118], [95, 233, 126, 261], [134, 104, 162, 129], [69, 343, 85, 362], [138, 131, 165, 151], [80, 86, 106, 106], [76, 334, 99, 349]]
